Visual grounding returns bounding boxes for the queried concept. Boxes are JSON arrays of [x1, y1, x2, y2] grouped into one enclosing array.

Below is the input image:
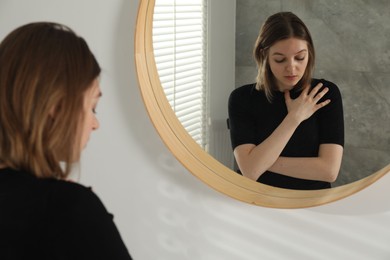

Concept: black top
[[228, 78, 344, 190], [0, 167, 132, 260]]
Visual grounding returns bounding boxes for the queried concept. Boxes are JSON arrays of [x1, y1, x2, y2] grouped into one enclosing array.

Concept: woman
[[228, 12, 344, 190], [0, 23, 132, 259]]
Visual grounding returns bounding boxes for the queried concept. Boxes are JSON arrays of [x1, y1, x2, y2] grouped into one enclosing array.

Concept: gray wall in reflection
[[235, 0, 390, 186]]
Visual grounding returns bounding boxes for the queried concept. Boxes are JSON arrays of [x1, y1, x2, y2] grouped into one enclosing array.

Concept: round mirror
[[135, 0, 390, 208]]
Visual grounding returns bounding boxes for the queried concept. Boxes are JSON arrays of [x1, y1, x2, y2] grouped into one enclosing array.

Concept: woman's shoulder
[[0, 168, 106, 220], [45, 178, 104, 212], [229, 83, 266, 111], [0, 167, 89, 196], [43, 177, 131, 258], [229, 83, 264, 101], [312, 78, 342, 98], [231, 83, 257, 96], [49, 178, 92, 195], [312, 78, 340, 91]]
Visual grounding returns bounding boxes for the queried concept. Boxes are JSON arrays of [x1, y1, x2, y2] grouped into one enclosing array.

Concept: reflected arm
[[235, 142, 343, 182], [269, 144, 343, 182], [234, 113, 300, 181]]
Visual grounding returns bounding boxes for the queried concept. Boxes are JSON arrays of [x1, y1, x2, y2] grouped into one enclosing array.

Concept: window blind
[[152, 0, 208, 148]]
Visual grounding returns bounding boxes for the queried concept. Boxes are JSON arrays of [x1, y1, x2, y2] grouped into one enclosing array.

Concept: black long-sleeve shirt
[[0, 167, 132, 259]]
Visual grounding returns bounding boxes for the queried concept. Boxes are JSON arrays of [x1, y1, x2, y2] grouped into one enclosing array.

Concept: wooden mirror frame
[[134, 0, 390, 208]]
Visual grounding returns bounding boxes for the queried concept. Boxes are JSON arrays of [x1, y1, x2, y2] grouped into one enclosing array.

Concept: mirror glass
[[152, 0, 390, 188]]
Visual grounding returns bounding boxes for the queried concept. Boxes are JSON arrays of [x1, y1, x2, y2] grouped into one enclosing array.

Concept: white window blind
[[152, 0, 208, 148]]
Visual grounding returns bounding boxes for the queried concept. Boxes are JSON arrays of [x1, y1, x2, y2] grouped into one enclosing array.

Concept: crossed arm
[[235, 142, 343, 182]]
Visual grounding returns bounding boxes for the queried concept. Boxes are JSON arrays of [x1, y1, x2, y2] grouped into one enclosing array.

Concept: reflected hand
[[284, 83, 330, 123]]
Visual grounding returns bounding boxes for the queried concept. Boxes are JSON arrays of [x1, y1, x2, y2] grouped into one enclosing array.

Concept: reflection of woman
[[228, 12, 344, 190], [0, 23, 132, 259]]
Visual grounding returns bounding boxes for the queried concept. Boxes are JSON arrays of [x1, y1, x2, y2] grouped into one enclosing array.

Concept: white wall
[[1, 1, 390, 259]]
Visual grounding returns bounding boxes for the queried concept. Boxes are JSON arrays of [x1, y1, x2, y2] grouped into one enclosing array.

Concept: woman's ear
[[48, 103, 60, 119], [48, 105, 56, 118]]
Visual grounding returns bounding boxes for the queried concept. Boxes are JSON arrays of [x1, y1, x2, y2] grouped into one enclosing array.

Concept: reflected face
[[80, 79, 102, 150], [268, 38, 309, 91]]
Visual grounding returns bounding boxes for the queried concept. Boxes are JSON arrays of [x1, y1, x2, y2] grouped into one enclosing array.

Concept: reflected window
[[153, 0, 208, 148]]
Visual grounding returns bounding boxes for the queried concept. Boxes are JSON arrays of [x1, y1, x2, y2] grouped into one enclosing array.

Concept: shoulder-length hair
[[253, 12, 315, 102], [0, 22, 101, 179]]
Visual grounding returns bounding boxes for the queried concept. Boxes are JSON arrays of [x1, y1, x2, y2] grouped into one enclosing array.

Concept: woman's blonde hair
[[0, 22, 101, 179], [253, 12, 315, 102]]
